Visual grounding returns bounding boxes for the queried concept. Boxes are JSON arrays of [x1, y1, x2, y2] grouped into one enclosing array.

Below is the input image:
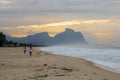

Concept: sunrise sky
[[0, 0, 120, 46]]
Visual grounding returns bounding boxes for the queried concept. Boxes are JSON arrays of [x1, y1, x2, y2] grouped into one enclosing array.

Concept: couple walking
[[23, 45, 32, 56]]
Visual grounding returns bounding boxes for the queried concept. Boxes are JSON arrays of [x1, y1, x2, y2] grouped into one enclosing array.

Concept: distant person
[[23, 44, 27, 54], [29, 45, 32, 56]]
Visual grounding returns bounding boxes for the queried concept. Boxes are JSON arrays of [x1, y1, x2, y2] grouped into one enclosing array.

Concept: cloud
[[1, 19, 112, 30], [0, 0, 120, 26], [94, 32, 113, 37], [42, 19, 112, 27], [0, 0, 14, 11], [0, 0, 12, 4], [0, 19, 112, 37]]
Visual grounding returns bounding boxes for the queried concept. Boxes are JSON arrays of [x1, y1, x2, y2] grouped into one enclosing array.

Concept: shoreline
[[37, 47, 120, 76], [94, 63, 120, 74], [0, 47, 120, 80], [40, 47, 120, 75], [51, 52, 120, 75]]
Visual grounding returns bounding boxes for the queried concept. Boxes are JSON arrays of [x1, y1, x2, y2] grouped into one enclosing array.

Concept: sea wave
[[40, 46, 120, 71]]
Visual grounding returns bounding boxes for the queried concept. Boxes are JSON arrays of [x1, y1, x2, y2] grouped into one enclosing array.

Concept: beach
[[0, 47, 120, 80]]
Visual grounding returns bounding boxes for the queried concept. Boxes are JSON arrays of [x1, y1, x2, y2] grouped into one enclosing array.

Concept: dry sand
[[0, 47, 120, 80]]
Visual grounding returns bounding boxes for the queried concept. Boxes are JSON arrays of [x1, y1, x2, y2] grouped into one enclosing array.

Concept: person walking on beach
[[29, 45, 32, 56], [23, 44, 27, 54]]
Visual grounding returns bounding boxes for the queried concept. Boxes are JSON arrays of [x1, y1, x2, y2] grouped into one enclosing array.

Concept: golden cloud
[[1, 19, 113, 37], [94, 32, 113, 36]]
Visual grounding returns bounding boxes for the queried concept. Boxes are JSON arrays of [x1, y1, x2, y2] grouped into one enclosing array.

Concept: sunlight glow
[[1, 19, 113, 37]]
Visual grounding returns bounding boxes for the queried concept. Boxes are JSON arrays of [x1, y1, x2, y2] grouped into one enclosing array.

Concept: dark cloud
[[0, 0, 120, 26]]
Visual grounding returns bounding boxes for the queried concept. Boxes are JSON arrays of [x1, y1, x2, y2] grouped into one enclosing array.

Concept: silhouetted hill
[[53, 28, 86, 45], [6, 32, 52, 46], [6, 28, 87, 46]]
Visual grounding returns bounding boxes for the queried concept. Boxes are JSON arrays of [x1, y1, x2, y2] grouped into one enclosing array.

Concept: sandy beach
[[0, 47, 120, 80]]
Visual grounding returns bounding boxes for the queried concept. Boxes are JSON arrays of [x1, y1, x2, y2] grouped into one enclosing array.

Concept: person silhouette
[[23, 44, 27, 54], [29, 45, 32, 56]]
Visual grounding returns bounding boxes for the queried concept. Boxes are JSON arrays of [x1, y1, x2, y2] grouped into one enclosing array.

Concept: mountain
[[6, 32, 52, 46], [53, 28, 86, 45], [6, 28, 87, 46]]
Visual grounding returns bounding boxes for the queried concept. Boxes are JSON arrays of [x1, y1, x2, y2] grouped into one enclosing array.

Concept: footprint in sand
[[33, 64, 81, 79]]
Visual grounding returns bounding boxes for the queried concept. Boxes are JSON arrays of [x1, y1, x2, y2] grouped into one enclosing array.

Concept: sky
[[0, 0, 120, 46]]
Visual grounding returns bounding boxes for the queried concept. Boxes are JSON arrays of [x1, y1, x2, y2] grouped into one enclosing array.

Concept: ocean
[[40, 46, 120, 72]]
